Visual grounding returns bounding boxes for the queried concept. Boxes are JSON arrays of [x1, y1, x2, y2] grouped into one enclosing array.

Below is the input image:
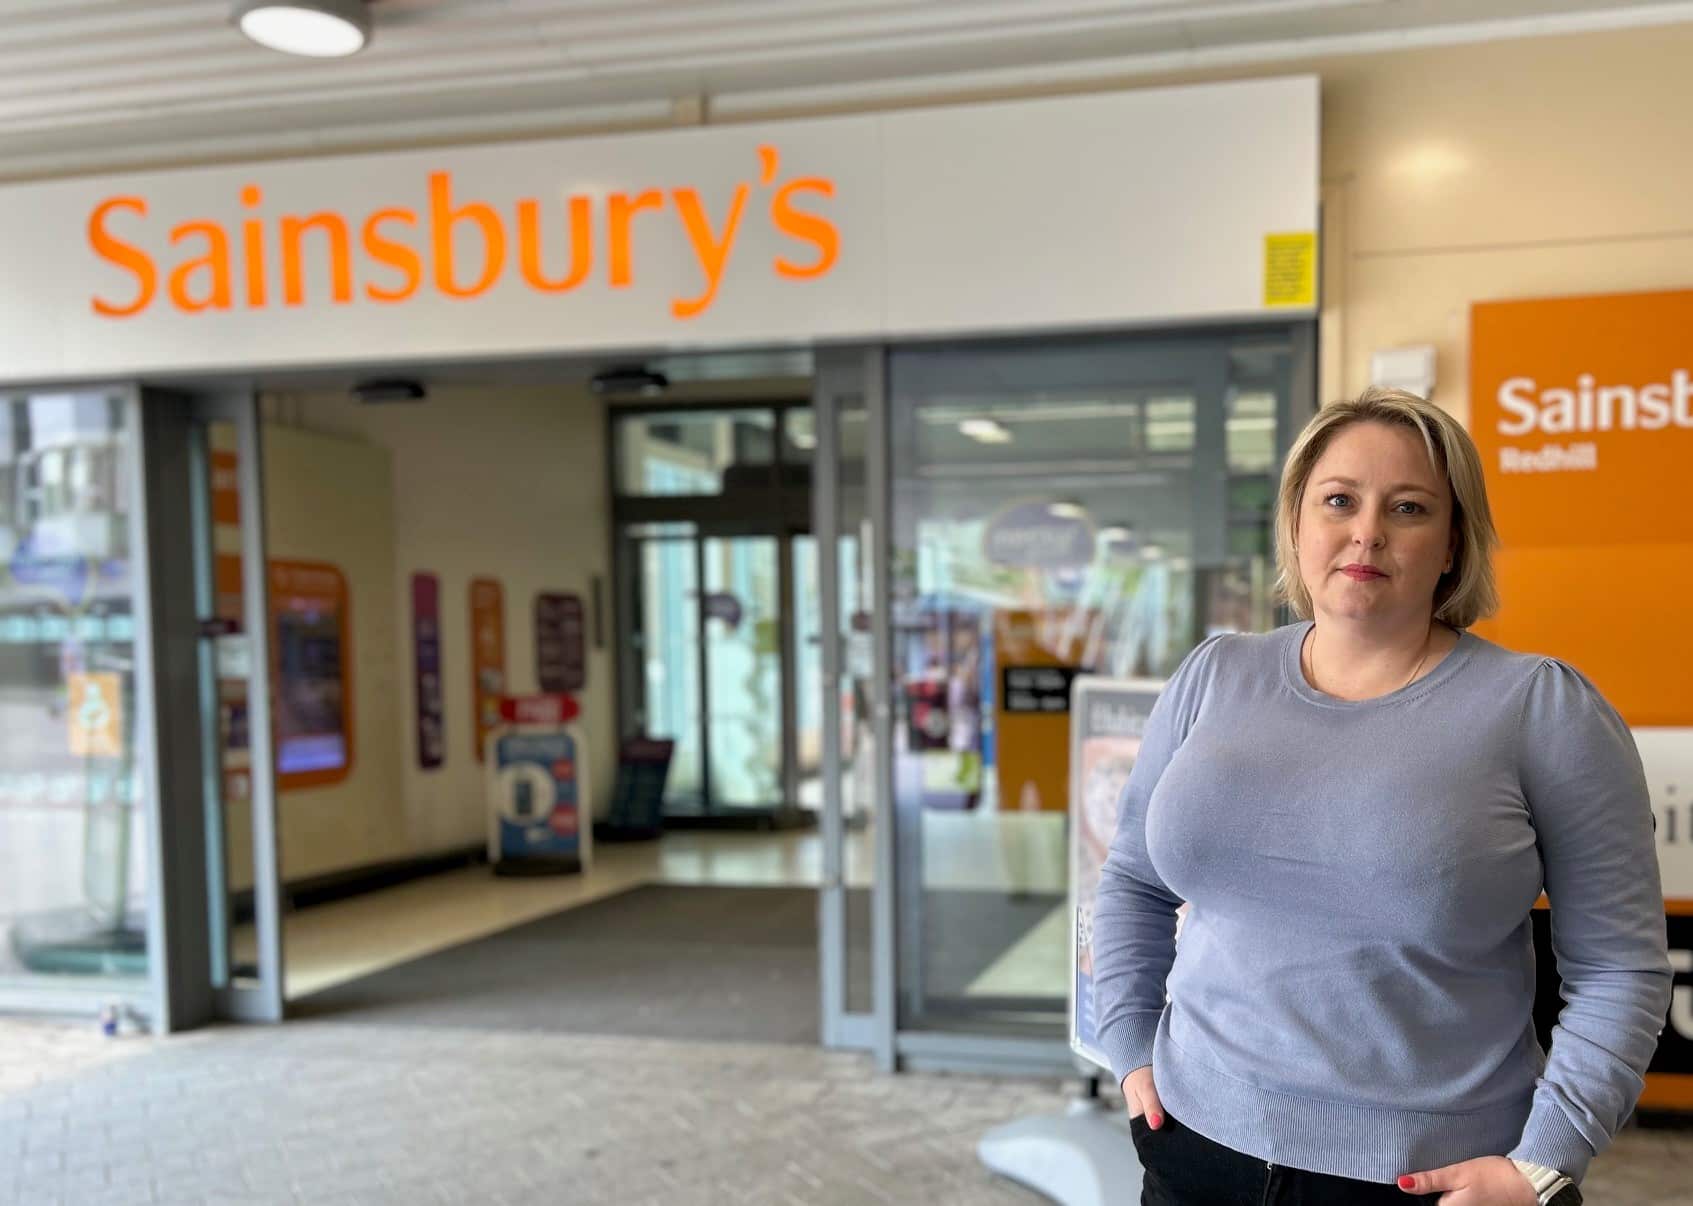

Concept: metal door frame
[[139, 387, 284, 1029], [814, 345, 896, 1063]]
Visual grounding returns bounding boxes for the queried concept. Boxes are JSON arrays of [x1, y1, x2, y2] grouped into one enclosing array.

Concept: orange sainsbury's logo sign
[[1469, 288, 1693, 727], [84, 146, 838, 321]]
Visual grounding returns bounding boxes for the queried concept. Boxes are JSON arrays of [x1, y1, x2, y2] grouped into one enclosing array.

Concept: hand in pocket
[[1121, 1065, 1167, 1130]]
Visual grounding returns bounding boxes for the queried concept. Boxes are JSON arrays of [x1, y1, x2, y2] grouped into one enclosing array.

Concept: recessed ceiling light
[[959, 418, 1012, 444], [232, 0, 371, 58]]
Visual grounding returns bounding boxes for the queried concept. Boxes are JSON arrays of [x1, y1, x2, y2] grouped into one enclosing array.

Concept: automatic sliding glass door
[[701, 534, 784, 813], [622, 524, 801, 820]]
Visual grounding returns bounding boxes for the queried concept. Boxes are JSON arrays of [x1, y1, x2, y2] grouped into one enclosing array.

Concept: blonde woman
[[1091, 388, 1670, 1206]]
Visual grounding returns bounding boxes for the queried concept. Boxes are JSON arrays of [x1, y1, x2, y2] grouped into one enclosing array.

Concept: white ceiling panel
[[0, 0, 1685, 180]]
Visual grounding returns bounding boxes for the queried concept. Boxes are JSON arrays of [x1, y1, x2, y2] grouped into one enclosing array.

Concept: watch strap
[[1511, 1159, 1578, 1205]]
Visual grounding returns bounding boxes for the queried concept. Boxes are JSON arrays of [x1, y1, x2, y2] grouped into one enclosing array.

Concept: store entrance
[[613, 403, 826, 826]]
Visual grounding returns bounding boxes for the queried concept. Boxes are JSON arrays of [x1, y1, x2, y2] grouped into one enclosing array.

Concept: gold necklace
[[1304, 623, 1435, 696]]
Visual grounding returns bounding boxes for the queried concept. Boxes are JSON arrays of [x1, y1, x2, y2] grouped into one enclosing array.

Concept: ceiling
[[0, 0, 1688, 182]]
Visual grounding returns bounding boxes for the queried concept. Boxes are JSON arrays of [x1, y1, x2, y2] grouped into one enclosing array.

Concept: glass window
[[614, 410, 777, 497], [0, 391, 148, 997], [782, 409, 815, 465], [887, 335, 1295, 1039], [1227, 388, 1278, 474]]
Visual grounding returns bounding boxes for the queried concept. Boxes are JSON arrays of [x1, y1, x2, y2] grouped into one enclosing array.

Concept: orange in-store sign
[[1469, 288, 1693, 726], [67, 672, 124, 759], [85, 150, 839, 323], [470, 577, 507, 764]]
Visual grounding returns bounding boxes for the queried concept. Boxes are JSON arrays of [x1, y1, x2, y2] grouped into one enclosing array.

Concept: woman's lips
[[1340, 566, 1386, 581]]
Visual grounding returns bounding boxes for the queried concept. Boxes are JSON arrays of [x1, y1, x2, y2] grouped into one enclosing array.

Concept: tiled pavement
[[3, 1016, 1691, 1205], [0, 1018, 1065, 1205]]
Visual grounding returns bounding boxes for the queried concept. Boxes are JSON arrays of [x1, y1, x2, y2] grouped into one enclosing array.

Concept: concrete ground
[[4, 1015, 1691, 1206]]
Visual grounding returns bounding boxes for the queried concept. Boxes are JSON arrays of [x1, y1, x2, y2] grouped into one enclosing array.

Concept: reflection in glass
[[889, 338, 1291, 1037], [0, 393, 147, 994]]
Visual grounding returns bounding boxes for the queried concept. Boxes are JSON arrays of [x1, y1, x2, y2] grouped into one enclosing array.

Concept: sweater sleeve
[[1089, 635, 1223, 1088], [1506, 659, 1672, 1183]]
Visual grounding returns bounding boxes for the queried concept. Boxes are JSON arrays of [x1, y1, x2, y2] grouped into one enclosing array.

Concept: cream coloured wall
[[1313, 24, 1693, 423], [261, 423, 405, 881], [260, 385, 613, 869]]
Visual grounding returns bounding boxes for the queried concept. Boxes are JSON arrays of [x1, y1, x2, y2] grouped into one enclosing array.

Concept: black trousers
[[1131, 1112, 1442, 1206]]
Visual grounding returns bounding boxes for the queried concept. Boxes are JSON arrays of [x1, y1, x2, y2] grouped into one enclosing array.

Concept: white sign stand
[[978, 675, 1165, 1204]]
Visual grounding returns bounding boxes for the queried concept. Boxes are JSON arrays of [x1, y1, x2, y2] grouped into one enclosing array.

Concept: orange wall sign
[[470, 577, 507, 763], [1469, 288, 1693, 726]]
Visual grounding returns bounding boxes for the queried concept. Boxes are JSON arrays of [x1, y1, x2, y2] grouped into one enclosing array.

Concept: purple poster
[[412, 572, 445, 770], [535, 592, 586, 693]]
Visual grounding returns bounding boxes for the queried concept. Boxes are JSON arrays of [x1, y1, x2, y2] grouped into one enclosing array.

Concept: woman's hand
[[1120, 1066, 1166, 1129], [1396, 1156, 1540, 1204]]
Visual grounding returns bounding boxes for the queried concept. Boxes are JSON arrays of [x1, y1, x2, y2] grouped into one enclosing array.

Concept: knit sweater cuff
[[1508, 1100, 1596, 1183], [1101, 1010, 1163, 1089]]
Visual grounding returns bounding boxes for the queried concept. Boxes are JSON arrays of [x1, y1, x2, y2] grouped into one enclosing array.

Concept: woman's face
[[1296, 421, 1457, 629]]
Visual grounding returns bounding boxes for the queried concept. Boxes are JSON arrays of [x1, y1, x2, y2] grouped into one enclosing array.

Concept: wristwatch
[[1512, 1160, 1582, 1205]]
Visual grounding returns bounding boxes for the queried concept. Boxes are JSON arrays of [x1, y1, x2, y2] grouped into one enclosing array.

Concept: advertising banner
[[268, 560, 352, 788], [534, 591, 586, 693], [1069, 676, 1166, 1070], [411, 572, 444, 771], [469, 577, 506, 763]]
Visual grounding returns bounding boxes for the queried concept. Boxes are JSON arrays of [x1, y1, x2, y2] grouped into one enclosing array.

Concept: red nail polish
[[1149, 1113, 1163, 1128], [1397, 1176, 1416, 1190]]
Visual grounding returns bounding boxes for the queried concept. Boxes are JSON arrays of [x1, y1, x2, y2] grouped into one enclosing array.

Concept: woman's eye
[[1323, 494, 1350, 508], [1394, 501, 1424, 515]]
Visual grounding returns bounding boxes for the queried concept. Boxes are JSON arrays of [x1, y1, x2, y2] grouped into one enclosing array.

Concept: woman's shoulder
[[1461, 631, 1627, 728], [1172, 624, 1293, 683]]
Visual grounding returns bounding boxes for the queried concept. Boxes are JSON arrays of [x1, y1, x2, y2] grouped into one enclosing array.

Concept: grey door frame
[[813, 344, 896, 1064], [139, 387, 284, 1029]]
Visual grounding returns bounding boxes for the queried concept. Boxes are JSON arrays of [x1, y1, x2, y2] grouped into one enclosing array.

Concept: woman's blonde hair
[[1273, 386, 1499, 628]]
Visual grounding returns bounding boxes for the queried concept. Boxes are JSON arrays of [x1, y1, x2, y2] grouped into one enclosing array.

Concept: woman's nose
[[1351, 518, 1386, 548]]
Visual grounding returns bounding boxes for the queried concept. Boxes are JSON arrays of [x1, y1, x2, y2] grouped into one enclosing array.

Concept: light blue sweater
[[1091, 622, 1672, 1184]]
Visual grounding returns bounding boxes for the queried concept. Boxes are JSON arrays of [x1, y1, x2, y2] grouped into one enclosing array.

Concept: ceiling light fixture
[[232, 0, 371, 58], [959, 418, 1012, 444]]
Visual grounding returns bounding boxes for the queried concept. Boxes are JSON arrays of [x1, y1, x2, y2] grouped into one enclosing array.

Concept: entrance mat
[[295, 884, 1060, 1045]]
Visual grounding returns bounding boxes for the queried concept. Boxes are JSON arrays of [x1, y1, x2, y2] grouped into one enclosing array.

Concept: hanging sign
[[469, 576, 506, 763], [534, 591, 586, 693], [412, 572, 445, 770]]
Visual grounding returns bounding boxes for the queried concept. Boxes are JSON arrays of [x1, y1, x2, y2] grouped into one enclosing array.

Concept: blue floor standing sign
[[487, 719, 588, 876]]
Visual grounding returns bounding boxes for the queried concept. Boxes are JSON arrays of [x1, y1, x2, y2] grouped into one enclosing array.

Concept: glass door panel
[[702, 535, 783, 811], [0, 389, 150, 1011], [631, 530, 705, 814], [888, 335, 1290, 1037]]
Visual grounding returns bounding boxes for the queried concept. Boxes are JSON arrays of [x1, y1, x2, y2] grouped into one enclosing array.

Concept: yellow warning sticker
[[1264, 232, 1317, 307]]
